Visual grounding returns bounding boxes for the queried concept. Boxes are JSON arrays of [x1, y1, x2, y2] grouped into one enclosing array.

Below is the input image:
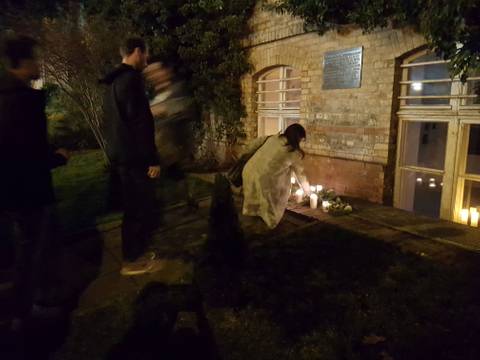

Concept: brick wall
[[241, 4, 426, 203]]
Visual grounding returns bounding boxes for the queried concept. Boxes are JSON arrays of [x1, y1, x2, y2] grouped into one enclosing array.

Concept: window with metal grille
[[399, 52, 480, 108], [256, 66, 301, 136], [395, 50, 480, 223]]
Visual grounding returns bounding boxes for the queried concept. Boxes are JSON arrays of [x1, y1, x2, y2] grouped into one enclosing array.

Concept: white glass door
[[396, 119, 449, 218]]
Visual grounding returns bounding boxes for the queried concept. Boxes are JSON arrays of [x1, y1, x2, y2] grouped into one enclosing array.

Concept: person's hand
[[147, 165, 161, 179], [55, 148, 71, 160]]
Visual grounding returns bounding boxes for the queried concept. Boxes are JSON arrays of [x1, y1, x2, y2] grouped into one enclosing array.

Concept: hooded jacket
[[0, 72, 66, 210], [101, 64, 159, 167]]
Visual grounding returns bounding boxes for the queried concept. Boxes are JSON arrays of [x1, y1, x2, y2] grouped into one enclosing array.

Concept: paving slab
[[287, 196, 480, 265]]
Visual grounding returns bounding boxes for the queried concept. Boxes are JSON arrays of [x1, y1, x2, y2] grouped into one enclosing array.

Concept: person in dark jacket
[[0, 36, 69, 331], [101, 37, 163, 276]]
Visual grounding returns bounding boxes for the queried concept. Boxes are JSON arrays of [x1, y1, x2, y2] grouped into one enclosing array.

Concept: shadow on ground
[[107, 283, 219, 360], [0, 229, 104, 360]]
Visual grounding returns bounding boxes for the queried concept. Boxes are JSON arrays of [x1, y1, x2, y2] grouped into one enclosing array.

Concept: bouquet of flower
[[327, 196, 353, 216]]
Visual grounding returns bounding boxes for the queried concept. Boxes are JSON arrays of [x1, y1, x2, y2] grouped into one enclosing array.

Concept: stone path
[[73, 195, 308, 316], [287, 197, 480, 265]]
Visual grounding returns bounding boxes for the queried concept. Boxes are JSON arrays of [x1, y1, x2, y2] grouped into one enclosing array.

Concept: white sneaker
[[120, 256, 165, 276]]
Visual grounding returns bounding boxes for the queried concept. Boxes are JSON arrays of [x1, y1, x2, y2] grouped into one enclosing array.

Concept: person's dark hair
[[282, 123, 306, 158], [1, 35, 37, 69], [120, 37, 146, 57]]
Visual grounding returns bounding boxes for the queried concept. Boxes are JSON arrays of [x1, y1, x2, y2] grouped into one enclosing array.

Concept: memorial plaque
[[323, 47, 363, 89]]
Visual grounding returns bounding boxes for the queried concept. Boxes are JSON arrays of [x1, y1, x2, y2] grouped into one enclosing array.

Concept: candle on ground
[[295, 189, 304, 204], [310, 193, 318, 209], [471, 211, 479, 227], [460, 209, 469, 225], [322, 200, 330, 213]]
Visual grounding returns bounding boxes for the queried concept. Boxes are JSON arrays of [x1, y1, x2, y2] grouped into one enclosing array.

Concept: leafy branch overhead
[[271, 0, 480, 80], [115, 0, 257, 143]]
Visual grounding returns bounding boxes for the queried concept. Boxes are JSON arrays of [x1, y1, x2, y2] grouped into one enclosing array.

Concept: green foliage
[[52, 150, 213, 232], [272, 0, 480, 79], [115, 0, 257, 143], [2, 2, 132, 157], [45, 84, 99, 150], [48, 112, 99, 150]]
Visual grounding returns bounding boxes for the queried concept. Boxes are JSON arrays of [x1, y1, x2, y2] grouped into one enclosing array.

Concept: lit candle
[[460, 209, 469, 225], [310, 185, 316, 193], [291, 176, 296, 184], [471, 211, 479, 227], [295, 189, 304, 204], [310, 193, 318, 209], [316, 185, 323, 192], [322, 200, 330, 213]]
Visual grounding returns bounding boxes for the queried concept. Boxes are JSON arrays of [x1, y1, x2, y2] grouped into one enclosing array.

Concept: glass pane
[[263, 68, 280, 80], [466, 124, 480, 174], [406, 53, 451, 105], [408, 63, 449, 81], [399, 170, 443, 218], [285, 77, 301, 90], [407, 63, 451, 105], [285, 90, 301, 108], [260, 116, 280, 136], [410, 53, 440, 64], [461, 180, 480, 213], [284, 67, 300, 108], [403, 121, 448, 170], [259, 80, 280, 109], [464, 80, 480, 105], [260, 80, 280, 92]]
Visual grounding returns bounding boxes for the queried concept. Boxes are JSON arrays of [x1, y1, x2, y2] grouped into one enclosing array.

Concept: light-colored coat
[[242, 135, 309, 228]]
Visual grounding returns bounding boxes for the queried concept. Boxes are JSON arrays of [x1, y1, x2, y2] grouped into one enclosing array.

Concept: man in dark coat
[[0, 36, 69, 329], [101, 37, 163, 276]]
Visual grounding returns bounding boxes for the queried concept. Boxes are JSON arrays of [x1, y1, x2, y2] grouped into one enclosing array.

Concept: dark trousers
[[117, 166, 157, 262], [0, 206, 59, 318]]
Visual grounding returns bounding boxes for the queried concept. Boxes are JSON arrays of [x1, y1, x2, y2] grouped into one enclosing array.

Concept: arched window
[[256, 66, 301, 136], [399, 51, 479, 107], [395, 50, 480, 223]]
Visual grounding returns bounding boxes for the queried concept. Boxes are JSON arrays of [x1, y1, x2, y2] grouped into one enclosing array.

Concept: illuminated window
[[256, 66, 301, 136], [394, 50, 480, 223]]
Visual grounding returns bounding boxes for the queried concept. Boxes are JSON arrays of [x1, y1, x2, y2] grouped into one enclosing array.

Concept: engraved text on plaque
[[323, 47, 363, 89]]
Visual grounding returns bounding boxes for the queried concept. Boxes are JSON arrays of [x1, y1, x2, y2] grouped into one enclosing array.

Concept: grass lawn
[[49, 151, 480, 359], [56, 220, 480, 359], [52, 150, 212, 233]]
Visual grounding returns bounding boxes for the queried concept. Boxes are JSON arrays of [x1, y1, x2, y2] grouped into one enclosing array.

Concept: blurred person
[[0, 35, 69, 333], [242, 124, 310, 229], [101, 38, 163, 276], [144, 61, 199, 210]]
